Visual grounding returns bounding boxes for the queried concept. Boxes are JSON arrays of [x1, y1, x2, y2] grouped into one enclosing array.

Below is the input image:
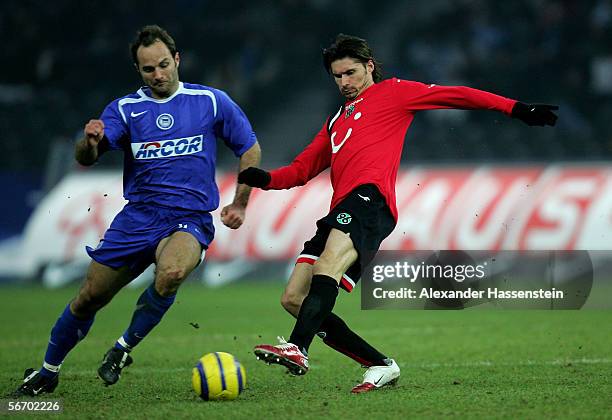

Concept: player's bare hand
[[84, 119, 105, 146], [220, 203, 246, 229]]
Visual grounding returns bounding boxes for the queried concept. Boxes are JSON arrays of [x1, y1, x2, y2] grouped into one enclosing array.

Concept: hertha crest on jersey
[[131, 135, 203, 159]]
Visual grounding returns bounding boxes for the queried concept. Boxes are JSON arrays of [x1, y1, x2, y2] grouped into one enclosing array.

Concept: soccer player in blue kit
[[14, 25, 261, 396]]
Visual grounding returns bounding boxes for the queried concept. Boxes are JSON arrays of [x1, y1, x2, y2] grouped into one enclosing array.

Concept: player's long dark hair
[[322, 34, 383, 83], [130, 25, 177, 65]]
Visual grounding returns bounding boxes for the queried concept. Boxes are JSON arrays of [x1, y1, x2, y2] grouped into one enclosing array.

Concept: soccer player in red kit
[[238, 34, 558, 393]]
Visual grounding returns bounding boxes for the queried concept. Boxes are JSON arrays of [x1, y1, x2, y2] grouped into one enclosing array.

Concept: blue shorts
[[86, 201, 215, 277]]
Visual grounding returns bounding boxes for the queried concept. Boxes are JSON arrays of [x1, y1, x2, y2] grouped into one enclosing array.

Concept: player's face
[[330, 57, 375, 100], [136, 40, 180, 99]]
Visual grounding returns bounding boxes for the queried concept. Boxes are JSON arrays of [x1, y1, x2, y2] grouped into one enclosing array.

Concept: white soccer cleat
[[351, 359, 400, 393]]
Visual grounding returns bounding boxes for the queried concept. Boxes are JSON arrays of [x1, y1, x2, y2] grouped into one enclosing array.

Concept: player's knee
[[156, 284, 179, 297], [156, 265, 188, 282], [280, 291, 302, 316], [72, 287, 108, 317], [155, 265, 188, 296]]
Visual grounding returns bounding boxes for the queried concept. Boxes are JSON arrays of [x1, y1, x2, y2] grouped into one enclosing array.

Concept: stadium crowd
[[2, 0, 610, 171]]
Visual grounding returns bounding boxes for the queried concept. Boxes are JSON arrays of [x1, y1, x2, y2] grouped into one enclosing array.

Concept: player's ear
[[366, 59, 374, 74], [133, 63, 140, 73], [175, 52, 180, 68]]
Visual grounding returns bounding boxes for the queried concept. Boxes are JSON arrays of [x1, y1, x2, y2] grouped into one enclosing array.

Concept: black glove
[[238, 167, 271, 188], [511, 102, 559, 127]]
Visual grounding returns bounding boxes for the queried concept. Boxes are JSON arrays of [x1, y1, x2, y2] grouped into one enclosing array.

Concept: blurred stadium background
[[1, 0, 611, 287]]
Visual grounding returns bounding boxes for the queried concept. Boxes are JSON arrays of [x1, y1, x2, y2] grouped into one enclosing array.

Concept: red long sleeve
[[267, 124, 331, 190], [395, 80, 516, 114]]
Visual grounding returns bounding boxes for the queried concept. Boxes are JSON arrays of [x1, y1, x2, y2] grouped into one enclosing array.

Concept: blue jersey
[[99, 82, 256, 212]]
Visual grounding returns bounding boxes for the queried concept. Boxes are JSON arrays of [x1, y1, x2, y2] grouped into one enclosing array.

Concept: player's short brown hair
[[130, 25, 177, 65], [322, 34, 383, 83]]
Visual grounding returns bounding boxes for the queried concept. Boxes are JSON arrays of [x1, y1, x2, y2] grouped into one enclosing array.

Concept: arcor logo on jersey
[[131, 135, 203, 160]]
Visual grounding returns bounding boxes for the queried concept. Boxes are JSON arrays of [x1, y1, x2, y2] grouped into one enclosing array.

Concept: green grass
[[1, 282, 611, 419]]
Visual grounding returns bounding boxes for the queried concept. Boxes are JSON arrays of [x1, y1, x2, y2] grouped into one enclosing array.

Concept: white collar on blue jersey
[[137, 82, 184, 103]]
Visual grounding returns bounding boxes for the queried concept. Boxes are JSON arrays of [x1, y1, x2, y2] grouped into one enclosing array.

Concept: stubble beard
[[341, 77, 370, 101], [151, 79, 178, 99]]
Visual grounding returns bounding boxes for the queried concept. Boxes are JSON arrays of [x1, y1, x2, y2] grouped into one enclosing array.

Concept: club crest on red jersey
[[344, 98, 363, 119], [345, 104, 355, 119]]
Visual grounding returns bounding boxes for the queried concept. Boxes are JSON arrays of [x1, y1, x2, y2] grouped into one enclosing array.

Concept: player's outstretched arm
[[221, 141, 262, 229], [398, 81, 559, 128], [238, 126, 331, 191], [75, 119, 105, 166], [511, 102, 559, 126]]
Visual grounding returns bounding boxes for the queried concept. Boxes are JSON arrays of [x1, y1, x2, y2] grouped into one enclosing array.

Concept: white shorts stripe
[[297, 254, 319, 261], [342, 273, 356, 288]]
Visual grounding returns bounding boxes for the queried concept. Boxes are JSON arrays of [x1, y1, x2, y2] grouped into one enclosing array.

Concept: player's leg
[[311, 258, 399, 394], [72, 261, 135, 317], [255, 229, 356, 374], [287, 228, 356, 354], [118, 231, 201, 349], [99, 231, 202, 385], [281, 263, 389, 367], [15, 261, 133, 396], [154, 230, 202, 295], [280, 262, 313, 317]]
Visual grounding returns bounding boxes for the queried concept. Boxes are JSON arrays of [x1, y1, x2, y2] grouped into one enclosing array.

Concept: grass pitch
[[1, 282, 611, 419]]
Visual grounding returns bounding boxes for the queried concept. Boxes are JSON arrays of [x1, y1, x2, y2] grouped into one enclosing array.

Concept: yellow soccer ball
[[192, 352, 247, 401]]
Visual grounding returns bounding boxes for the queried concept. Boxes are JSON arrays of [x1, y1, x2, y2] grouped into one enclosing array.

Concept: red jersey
[[266, 78, 516, 221]]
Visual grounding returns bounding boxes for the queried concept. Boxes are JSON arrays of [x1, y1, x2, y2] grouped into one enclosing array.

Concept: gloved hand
[[237, 167, 271, 188], [511, 102, 559, 126]]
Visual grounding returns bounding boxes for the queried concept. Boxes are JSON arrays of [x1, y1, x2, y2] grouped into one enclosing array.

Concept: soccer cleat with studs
[[97, 347, 133, 385], [13, 368, 59, 397], [351, 359, 400, 394], [254, 336, 309, 375]]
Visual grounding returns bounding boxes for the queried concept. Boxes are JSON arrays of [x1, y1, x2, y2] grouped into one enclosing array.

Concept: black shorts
[[296, 184, 396, 292]]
